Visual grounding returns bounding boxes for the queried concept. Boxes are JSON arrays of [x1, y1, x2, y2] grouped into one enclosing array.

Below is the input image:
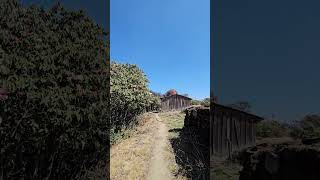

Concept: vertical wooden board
[[230, 114, 235, 151], [252, 121, 255, 145], [245, 116, 248, 145], [211, 112, 215, 155], [248, 119, 251, 145], [242, 116, 247, 147], [226, 113, 231, 156], [222, 113, 227, 154], [212, 112, 216, 153], [253, 123, 256, 144], [226, 113, 230, 140], [247, 120, 251, 145], [239, 115, 244, 147], [217, 113, 222, 153], [181, 99, 183, 109], [250, 121, 253, 145], [235, 117, 240, 150], [214, 112, 219, 153], [216, 112, 219, 153]]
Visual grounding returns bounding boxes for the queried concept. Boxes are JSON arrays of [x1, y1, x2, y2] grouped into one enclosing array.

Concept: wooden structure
[[211, 103, 263, 157], [161, 94, 191, 111]]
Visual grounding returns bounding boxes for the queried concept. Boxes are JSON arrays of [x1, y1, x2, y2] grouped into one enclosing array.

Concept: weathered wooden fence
[[184, 103, 263, 159], [211, 103, 263, 157], [161, 94, 191, 111]]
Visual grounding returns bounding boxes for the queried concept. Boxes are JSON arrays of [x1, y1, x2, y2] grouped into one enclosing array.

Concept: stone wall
[[239, 141, 320, 180], [184, 106, 210, 142]]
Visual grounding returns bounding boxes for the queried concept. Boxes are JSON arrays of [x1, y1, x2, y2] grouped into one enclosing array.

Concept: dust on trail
[[147, 113, 172, 180]]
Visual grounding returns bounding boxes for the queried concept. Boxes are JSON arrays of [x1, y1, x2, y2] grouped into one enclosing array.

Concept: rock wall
[[239, 142, 320, 180], [184, 106, 210, 142]]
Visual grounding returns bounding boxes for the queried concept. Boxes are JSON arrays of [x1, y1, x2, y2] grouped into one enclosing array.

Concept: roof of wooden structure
[[160, 94, 192, 101], [212, 102, 264, 121]]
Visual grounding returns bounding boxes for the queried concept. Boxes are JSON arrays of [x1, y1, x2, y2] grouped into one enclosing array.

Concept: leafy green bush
[[256, 120, 289, 138], [191, 99, 201, 105], [200, 98, 210, 107], [290, 114, 320, 139], [110, 62, 160, 143], [0, 1, 108, 179]]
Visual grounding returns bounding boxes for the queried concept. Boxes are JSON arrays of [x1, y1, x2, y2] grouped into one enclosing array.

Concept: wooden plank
[[253, 123, 256, 144], [226, 113, 232, 157], [230, 114, 235, 152], [240, 114, 245, 147], [218, 112, 222, 153], [234, 116, 240, 150], [215, 111, 219, 153], [221, 112, 227, 154], [245, 116, 248, 145], [249, 120, 253, 145], [211, 111, 215, 155]]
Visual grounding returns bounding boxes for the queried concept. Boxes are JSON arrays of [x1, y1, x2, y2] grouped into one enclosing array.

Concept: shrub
[[200, 98, 210, 107], [0, 1, 108, 179], [256, 120, 289, 138], [110, 62, 160, 143], [290, 114, 320, 139], [191, 99, 201, 105]]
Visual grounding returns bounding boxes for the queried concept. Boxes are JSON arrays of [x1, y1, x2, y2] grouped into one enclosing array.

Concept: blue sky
[[111, 0, 210, 100], [214, 0, 320, 121]]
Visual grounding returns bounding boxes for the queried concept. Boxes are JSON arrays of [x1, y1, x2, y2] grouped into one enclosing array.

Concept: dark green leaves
[[0, 0, 109, 179]]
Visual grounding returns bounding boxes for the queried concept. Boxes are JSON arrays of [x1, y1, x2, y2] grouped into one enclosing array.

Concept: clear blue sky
[[213, 0, 320, 121], [111, 0, 210, 100]]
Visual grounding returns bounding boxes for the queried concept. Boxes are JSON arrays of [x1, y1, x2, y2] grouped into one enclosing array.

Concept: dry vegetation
[[211, 156, 242, 180], [110, 113, 159, 180], [158, 111, 187, 180], [159, 111, 209, 179]]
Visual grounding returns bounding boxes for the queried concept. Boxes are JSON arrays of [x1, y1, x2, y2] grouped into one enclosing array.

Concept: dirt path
[[147, 113, 172, 180]]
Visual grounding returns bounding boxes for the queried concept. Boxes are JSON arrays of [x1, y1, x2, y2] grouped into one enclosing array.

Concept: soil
[[146, 114, 172, 180]]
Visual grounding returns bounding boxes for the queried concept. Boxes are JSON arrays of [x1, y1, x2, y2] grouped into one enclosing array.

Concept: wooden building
[[211, 102, 263, 157], [161, 94, 192, 111]]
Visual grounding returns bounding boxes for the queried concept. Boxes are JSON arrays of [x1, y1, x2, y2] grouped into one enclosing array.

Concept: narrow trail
[[147, 113, 172, 180]]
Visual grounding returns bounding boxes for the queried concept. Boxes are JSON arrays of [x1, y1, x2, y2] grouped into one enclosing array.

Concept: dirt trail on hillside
[[147, 114, 172, 180]]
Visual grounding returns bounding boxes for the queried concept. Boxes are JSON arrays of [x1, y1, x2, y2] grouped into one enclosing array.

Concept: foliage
[[0, 1, 108, 179], [290, 114, 320, 139], [256, 120, 289, 138], [191, 99, 201, 105], [110, 62, 160, 143], [200, 98, 210, 107]]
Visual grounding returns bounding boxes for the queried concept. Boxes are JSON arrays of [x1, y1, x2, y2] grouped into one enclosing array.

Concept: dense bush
[[290, 114, 320, 139], [191, 99, 201, 105], [200, 98, 210, 107], [110, 62, 160, 143], [256, 120, 289, 138], [0, 1, 108, 179]]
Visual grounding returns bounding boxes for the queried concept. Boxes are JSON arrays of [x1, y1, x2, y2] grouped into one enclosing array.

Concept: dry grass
[[211, 156, 242, 180], [159, 111, 187, 180], [110, 113, 158, 180], [158, 111, 185, 130], [159, 111, 211, 179]]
